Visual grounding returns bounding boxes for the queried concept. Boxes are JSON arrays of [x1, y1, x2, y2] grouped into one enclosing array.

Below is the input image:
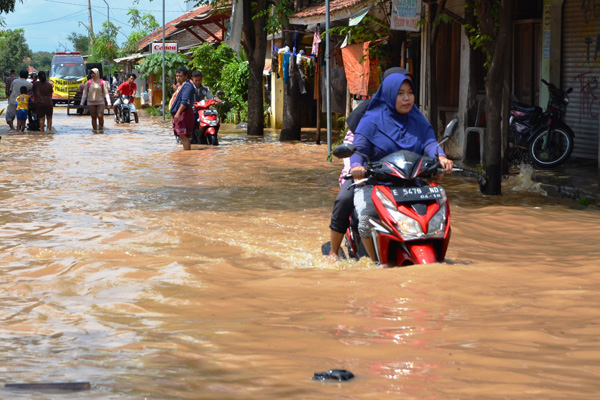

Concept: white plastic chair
[[462, 97, 486, 164]]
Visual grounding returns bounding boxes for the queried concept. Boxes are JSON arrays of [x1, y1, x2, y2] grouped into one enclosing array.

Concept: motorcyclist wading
[[190, 70, 223, 145], [327, 74, 454, 264], [113, 73, 139, 123]]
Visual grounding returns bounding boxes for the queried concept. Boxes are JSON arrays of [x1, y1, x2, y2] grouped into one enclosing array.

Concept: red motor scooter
[[330, 118, 459, 266], [191, 91, 224, 146]]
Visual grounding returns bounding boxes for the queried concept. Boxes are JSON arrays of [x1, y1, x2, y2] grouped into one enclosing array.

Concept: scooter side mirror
[[443, 118, 459, 139], [435, 118, 459, 158], [566, 87, 573, 94], [216, 90, 225, 98], [332, 143, 357, 159]]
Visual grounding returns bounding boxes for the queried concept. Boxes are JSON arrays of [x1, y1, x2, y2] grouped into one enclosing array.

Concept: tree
[[189, 42, 249, 123], [0, 0, 20, 14], [30, 51, 53, 72], [89, 21, 119, 63], [67, 32, 90, 54], [121, 9, 159, 55], [465, 0, 513, 195], [190, 42, 238, 90], [0, 29, 32, 73], [241, 0, 269, 136]]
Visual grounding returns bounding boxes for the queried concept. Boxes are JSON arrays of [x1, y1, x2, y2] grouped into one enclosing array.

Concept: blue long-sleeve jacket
[[170, 80, 195, 115], [349, 133, 445, 169]]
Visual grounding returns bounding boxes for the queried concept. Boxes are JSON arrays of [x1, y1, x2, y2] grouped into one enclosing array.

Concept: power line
[[38, 0, 182, 13], [5, 8, 88, 27]]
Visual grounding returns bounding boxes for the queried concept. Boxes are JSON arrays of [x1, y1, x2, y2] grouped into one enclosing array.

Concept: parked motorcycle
[[191, 91, 224, 146], [115, 94, 132, 124], [508, 79, 574, 168], [328, 118, 459, 267]]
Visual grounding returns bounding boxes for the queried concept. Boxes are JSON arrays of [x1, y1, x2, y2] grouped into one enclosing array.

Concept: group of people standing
[[169, 67, 215, 150], [4, 69, 54, 132]]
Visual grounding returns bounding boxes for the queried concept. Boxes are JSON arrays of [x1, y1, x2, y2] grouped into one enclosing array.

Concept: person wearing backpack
[[80, 68, 111, 131]]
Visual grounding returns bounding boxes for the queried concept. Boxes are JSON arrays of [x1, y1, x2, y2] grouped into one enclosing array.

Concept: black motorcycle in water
[[115, 94, 132, 124], [508, 79, 574, 168]]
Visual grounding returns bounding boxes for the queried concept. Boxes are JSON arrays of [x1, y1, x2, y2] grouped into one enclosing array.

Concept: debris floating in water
[[313, 369, 355, 381], [5, 382, 91, 391]]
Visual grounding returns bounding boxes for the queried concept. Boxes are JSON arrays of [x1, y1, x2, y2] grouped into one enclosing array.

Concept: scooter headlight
[[375, 189, 424, 240], [122, 98, 130, 104], [427, 204, 447, 238], [563, 95, 569, 105]]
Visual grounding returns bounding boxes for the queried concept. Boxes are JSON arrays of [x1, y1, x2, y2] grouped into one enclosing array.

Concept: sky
[[3, 0, 196, 53]]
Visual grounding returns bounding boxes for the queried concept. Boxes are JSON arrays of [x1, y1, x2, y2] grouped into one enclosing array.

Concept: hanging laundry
[[282, 53, 291, 84], [341, 41, 379, 96], [311, 30, 321, 56]]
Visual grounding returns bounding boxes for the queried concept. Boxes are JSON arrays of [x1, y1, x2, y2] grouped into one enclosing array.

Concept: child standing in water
[[15, 86, 30, 132]]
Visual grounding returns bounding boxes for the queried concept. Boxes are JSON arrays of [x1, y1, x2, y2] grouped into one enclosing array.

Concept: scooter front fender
[[206, 127, 216, 135], [407, 243, 438, 264]]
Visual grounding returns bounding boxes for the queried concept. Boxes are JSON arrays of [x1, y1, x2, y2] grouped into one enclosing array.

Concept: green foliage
[[89, 21, 119, 63], [189, 42, 237, 90], [137, 52, 188, 78], [144, 106, 163, 116], [0, 0, 19, 14], [128, 8, 160, 32], [0, 29, 32, 73], [464, 0, 501, 68], [219, 59, 249, 123], [189, 42, 249, 123], [30, 51, 52, 72], [121, 9, 159, 55], [67, 32, 90, 54]]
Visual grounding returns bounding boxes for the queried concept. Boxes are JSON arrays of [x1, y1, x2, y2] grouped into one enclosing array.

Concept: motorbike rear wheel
[[529, 127, 574, 168]]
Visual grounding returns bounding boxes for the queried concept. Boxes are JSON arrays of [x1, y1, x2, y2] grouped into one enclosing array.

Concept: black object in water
[[5, 382, 91, 391], [313, 369, 355, 381]]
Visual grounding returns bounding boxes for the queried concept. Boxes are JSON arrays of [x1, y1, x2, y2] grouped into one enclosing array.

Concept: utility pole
[[103, 0, 110, 76], [88, 0, 94, 44]]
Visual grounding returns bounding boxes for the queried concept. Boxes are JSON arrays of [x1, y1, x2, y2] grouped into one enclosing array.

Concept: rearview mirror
[[443, 118, 459, 139], [332, 143, 357, 159]]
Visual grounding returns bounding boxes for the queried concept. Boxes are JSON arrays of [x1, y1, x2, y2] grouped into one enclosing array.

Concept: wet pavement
[[531, 157, 599, 203], [455, 156, 599, 204]]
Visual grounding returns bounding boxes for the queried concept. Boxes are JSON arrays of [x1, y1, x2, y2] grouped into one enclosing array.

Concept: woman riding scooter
[[328, 74, 453, 262]]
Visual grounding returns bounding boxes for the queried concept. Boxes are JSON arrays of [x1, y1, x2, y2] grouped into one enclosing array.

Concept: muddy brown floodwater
[[1, 107, 599, 399]]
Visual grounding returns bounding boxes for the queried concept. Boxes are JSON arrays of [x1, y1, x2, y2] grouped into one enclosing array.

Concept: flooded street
[[1, 107, 599, 399]]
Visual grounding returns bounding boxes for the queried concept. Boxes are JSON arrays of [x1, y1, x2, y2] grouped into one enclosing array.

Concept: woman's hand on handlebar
[[350, 166, 366, 181], [439, 156, 454, 173]]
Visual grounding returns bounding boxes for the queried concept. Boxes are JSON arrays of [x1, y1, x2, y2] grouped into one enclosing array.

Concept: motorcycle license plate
[[391, 186, 445, 202]]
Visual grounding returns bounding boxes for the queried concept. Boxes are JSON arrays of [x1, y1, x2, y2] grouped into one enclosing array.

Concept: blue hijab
[[355, 74, 436, 156]]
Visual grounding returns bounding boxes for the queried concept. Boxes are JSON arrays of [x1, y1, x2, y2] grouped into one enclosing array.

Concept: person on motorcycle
[[191, 70, 213, 103], [328, 68, 412, 262], [113, 73, 139, 123], [329, 73, 453, 263]]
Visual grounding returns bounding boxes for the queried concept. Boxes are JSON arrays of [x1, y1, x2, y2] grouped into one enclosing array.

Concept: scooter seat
[[511, 101, 541, 114]]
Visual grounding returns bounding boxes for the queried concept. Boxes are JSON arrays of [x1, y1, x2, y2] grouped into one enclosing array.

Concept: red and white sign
[[151, 42, 178, 54]]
